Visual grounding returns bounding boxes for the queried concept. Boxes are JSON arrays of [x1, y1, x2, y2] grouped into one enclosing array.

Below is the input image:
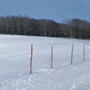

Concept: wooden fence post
[[83, 44, 85, 61], [71, 44, 74, 65], [30, 44, 33, 74], [51, 46, 53, 68]]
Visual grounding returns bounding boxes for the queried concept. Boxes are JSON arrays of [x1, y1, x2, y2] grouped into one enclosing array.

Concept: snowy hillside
[[0, 35, 90, 90]]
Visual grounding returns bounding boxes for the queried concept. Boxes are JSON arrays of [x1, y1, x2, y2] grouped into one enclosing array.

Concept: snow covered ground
[[0, 34, 90, 90]]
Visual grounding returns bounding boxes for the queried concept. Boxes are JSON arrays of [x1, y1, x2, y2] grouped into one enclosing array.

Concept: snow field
[[0, 35, 90, 90]]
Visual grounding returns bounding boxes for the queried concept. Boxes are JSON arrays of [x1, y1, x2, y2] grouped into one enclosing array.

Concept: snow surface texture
[[0, 35, 90, 90]]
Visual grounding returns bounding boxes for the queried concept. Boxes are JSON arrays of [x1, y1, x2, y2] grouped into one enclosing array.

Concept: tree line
[[0, 15, 90, 39]]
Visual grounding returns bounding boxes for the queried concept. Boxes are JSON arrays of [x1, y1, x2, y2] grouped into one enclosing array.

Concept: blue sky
[[0, 0, 90, 23]]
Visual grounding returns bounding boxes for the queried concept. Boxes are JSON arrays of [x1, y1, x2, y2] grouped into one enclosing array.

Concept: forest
[[0, 15, 90, 39]]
